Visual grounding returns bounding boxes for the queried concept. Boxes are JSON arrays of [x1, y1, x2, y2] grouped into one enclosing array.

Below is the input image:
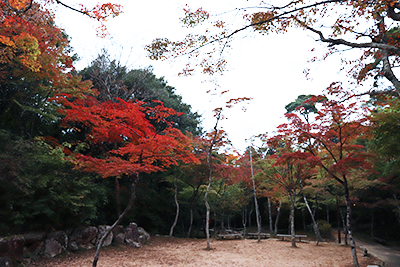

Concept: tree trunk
[[92, 174, 138, 267], [187, 207, 193, 238], [301, 208, 306, 231], [268, 197, 273, 233], [290, 195, 297, 248], [169, 179, 179, 237], [205, 178, 212, 249], [344, 181, 359, 267], [115, 177, 121, 217], [326, 203, 330, 224], [249, 208, 253, 228], [303, 194, 322, 245], [274, 201, 282, 235], [393, 193, 400, 226], [250, 149, 261, 242], [340, 208, 348, 245], [370, 208, 374, 238], [336, 197, 341, 244], [242, 209, 247, 238]]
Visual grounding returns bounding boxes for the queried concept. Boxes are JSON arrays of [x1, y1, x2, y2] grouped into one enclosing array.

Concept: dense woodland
[[1, 2, 400, 267]]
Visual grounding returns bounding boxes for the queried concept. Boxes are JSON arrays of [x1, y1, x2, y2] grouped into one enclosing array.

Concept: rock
[[23, 232, 45, 256], [68, 227, 98, 251], [0, 257, 12, 267], [95, 226, 113, 247], [138, 227, 150, 245], [0, 235, 25, 262], [125, 223, 140, 247], [112, 225, 125, 245], [43, 231, 68, 258]]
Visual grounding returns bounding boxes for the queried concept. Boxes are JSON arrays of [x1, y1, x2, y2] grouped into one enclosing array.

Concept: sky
[[54, 0, 348, 152]]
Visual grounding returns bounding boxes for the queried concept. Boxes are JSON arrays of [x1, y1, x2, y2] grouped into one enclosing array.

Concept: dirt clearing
[[30, 236, 382, 267]]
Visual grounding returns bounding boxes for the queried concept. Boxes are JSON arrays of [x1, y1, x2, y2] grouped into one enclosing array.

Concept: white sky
[[54, 0, 354, 152]]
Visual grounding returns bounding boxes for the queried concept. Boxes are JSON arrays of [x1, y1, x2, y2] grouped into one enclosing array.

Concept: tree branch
[[186, 0, 346, 55], [55, 0, 95, 18], [298, 21, 400, 55]]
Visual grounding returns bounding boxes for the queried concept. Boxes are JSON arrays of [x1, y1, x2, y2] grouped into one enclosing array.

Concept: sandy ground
[[30, 236, 383, 267]]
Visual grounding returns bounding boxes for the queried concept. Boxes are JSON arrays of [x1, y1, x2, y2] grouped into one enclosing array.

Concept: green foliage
[[317, 220, 332, 238], [79, 51, 202, 135], [0, 130, 106, 235]]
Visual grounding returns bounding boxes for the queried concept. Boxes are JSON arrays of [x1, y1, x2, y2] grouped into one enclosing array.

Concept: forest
[[1, 1, 400, 267]]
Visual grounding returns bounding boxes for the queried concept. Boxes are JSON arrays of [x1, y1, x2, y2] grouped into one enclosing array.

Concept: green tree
[[79, 51, 202, 135], [0, 130, 104, 235]]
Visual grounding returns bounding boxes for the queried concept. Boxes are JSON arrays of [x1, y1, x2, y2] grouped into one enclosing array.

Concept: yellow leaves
[[0, 32, 41, 72], [13, 32, 42, 72]]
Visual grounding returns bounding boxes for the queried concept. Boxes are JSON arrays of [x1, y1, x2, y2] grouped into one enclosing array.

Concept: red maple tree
[[56, 95, 199, 267], [272, 84, 373, 266]]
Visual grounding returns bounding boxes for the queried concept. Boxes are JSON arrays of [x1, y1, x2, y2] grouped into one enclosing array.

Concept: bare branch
[[298, 21, 400, 55], [185, 0, 345, 55], [55, 0, 95, 18]]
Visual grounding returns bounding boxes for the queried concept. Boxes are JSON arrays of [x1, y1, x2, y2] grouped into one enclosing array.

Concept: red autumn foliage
[[57, 95, 199, 178]]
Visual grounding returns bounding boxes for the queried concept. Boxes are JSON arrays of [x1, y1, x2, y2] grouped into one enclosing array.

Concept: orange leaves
[[78, 2, 123, 37], [6, 0, 31, 11]]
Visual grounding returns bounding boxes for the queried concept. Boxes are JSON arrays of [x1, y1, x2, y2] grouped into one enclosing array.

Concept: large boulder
[[95, 226, 113, 247], [22, 232, 46, 257], [0, 235, 25, 262], [138, 227, 150, 245], [68, 226, 98, 251], [112, 225, 125, 245], [43, 231, 68, 258], [125, 223, 140, 247]]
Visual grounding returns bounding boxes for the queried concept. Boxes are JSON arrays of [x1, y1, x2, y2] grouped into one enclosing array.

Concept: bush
[[317, 220, 332, 238]]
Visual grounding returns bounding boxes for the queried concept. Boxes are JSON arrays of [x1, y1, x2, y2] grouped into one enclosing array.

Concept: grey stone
[[95, 226, 113, 247], [0, 235, 25, 262], [125, 223, 139, 247], [43, 231, 68, 258]]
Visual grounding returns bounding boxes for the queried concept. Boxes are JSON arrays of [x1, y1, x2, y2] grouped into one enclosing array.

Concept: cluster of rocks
[[0, 222, 149, 267]]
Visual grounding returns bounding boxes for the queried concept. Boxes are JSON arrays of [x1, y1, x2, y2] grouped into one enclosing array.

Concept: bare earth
[[30, 236, 382, 267]]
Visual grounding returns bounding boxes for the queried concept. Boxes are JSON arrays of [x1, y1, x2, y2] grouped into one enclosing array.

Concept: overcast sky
[[54, 0, 349, 152]]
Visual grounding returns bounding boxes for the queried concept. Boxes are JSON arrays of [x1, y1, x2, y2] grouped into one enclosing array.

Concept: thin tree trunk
[[301, 208, 306, 231], [249, 208, 253, 228], [250, 148, 261, 242], [340, 208, 348, 245], [336, 197, 341, 244], [344, 181, 359, 267], [370, 208, 374, 238], [92, 174, 138, 267], [290, 195, 297, 248], [115, 177, 121, 217], [303, 194, 322, 244], [393, 193, 400, 226], [268, 197, 273, 233], [242, 209, 247, 238], [326, 203, 330, 224], [274, 201, 282, 235], [204, 110, 220, 250], [187, 207, 193, 238], [205, 178, 212, 249], [169, 178, 179, 237]]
